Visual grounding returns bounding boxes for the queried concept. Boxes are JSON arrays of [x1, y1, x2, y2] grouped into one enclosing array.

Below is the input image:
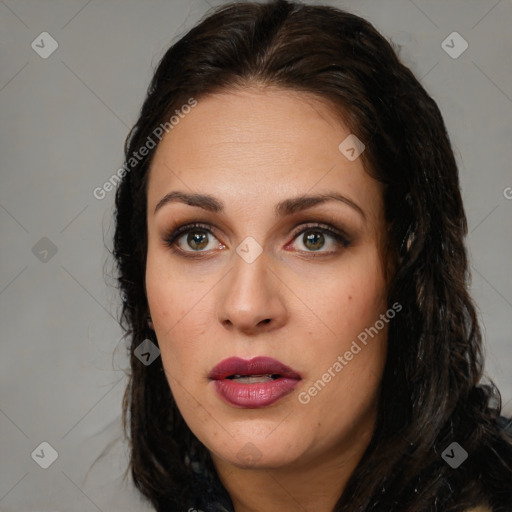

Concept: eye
[[287, 223, 350, 254], [163, 221, 351, 257], [165, 223, 223, 254]]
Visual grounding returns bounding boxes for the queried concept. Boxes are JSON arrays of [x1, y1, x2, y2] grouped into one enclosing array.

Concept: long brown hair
[[113, 1, 512, 509]]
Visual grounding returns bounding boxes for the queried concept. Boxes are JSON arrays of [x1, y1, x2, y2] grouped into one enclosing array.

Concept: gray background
[[1, 0, 511, 510]]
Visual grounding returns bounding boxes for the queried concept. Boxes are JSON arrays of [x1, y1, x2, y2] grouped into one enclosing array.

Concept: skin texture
[[145, 87, 391, 512]]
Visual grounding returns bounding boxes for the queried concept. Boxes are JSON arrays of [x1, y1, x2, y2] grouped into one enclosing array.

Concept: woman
[[113, 1, 512, 510]]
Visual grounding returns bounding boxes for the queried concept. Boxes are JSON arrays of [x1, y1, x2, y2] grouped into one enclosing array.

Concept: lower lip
[[212, 378, 300, 408]]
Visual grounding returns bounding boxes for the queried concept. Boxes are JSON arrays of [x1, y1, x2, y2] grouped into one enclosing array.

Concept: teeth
[[229, 374, 279, 384]]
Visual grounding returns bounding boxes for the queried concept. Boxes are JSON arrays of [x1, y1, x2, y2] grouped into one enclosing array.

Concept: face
[[145, 87, 390, 471]]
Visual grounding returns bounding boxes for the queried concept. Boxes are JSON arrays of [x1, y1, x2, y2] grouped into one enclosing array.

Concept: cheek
[[295, 250, 388, 388], [145, 255, 206, 375], [146, 246, 206, 330], [314, 252, 387, 332]]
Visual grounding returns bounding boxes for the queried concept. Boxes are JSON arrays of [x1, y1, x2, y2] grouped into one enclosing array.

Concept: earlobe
[[147, 314, 154, 330]]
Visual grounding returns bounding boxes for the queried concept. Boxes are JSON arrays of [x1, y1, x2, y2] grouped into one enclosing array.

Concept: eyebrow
[[154, 190, 366, 220]]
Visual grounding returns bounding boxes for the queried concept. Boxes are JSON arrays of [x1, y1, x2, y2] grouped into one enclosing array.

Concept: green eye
[[186, 230, 210, 250], [164, 221, 350, 257]]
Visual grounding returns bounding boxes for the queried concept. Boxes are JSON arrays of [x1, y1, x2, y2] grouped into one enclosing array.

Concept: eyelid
[[288, 221, 349, 245]]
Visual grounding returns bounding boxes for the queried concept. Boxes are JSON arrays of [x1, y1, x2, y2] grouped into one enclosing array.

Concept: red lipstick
[[208, 356, 301, 408]]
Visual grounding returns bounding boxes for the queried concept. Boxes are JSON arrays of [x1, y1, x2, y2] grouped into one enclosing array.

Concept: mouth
[[225, 374, 282, 383], [208, 357, 302, 408], [208, 356, 302, 381]]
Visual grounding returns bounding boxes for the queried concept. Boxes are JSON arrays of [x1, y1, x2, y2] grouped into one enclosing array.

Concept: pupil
[[188, 231, 208, 250], [304, 231, 324, 251]]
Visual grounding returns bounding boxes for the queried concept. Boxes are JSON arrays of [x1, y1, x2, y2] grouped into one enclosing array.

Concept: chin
[[205, 426, 310, 470], [220, 444, 299, 470]]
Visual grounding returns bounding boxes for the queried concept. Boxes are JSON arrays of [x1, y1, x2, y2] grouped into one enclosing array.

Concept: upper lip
[[208, 356, 302, 380]]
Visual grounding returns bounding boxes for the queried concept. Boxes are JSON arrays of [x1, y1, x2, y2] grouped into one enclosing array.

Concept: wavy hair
[[113, 1, 512, 510]]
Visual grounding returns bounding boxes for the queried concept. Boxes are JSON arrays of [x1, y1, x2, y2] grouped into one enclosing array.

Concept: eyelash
[[163, 220, 351, 258]]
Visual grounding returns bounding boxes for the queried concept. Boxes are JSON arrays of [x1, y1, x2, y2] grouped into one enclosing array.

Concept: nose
[[216, 249, 288, 335]]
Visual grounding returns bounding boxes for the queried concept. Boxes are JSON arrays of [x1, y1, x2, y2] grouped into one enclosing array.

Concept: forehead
[[146, 87, 382, 221]]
